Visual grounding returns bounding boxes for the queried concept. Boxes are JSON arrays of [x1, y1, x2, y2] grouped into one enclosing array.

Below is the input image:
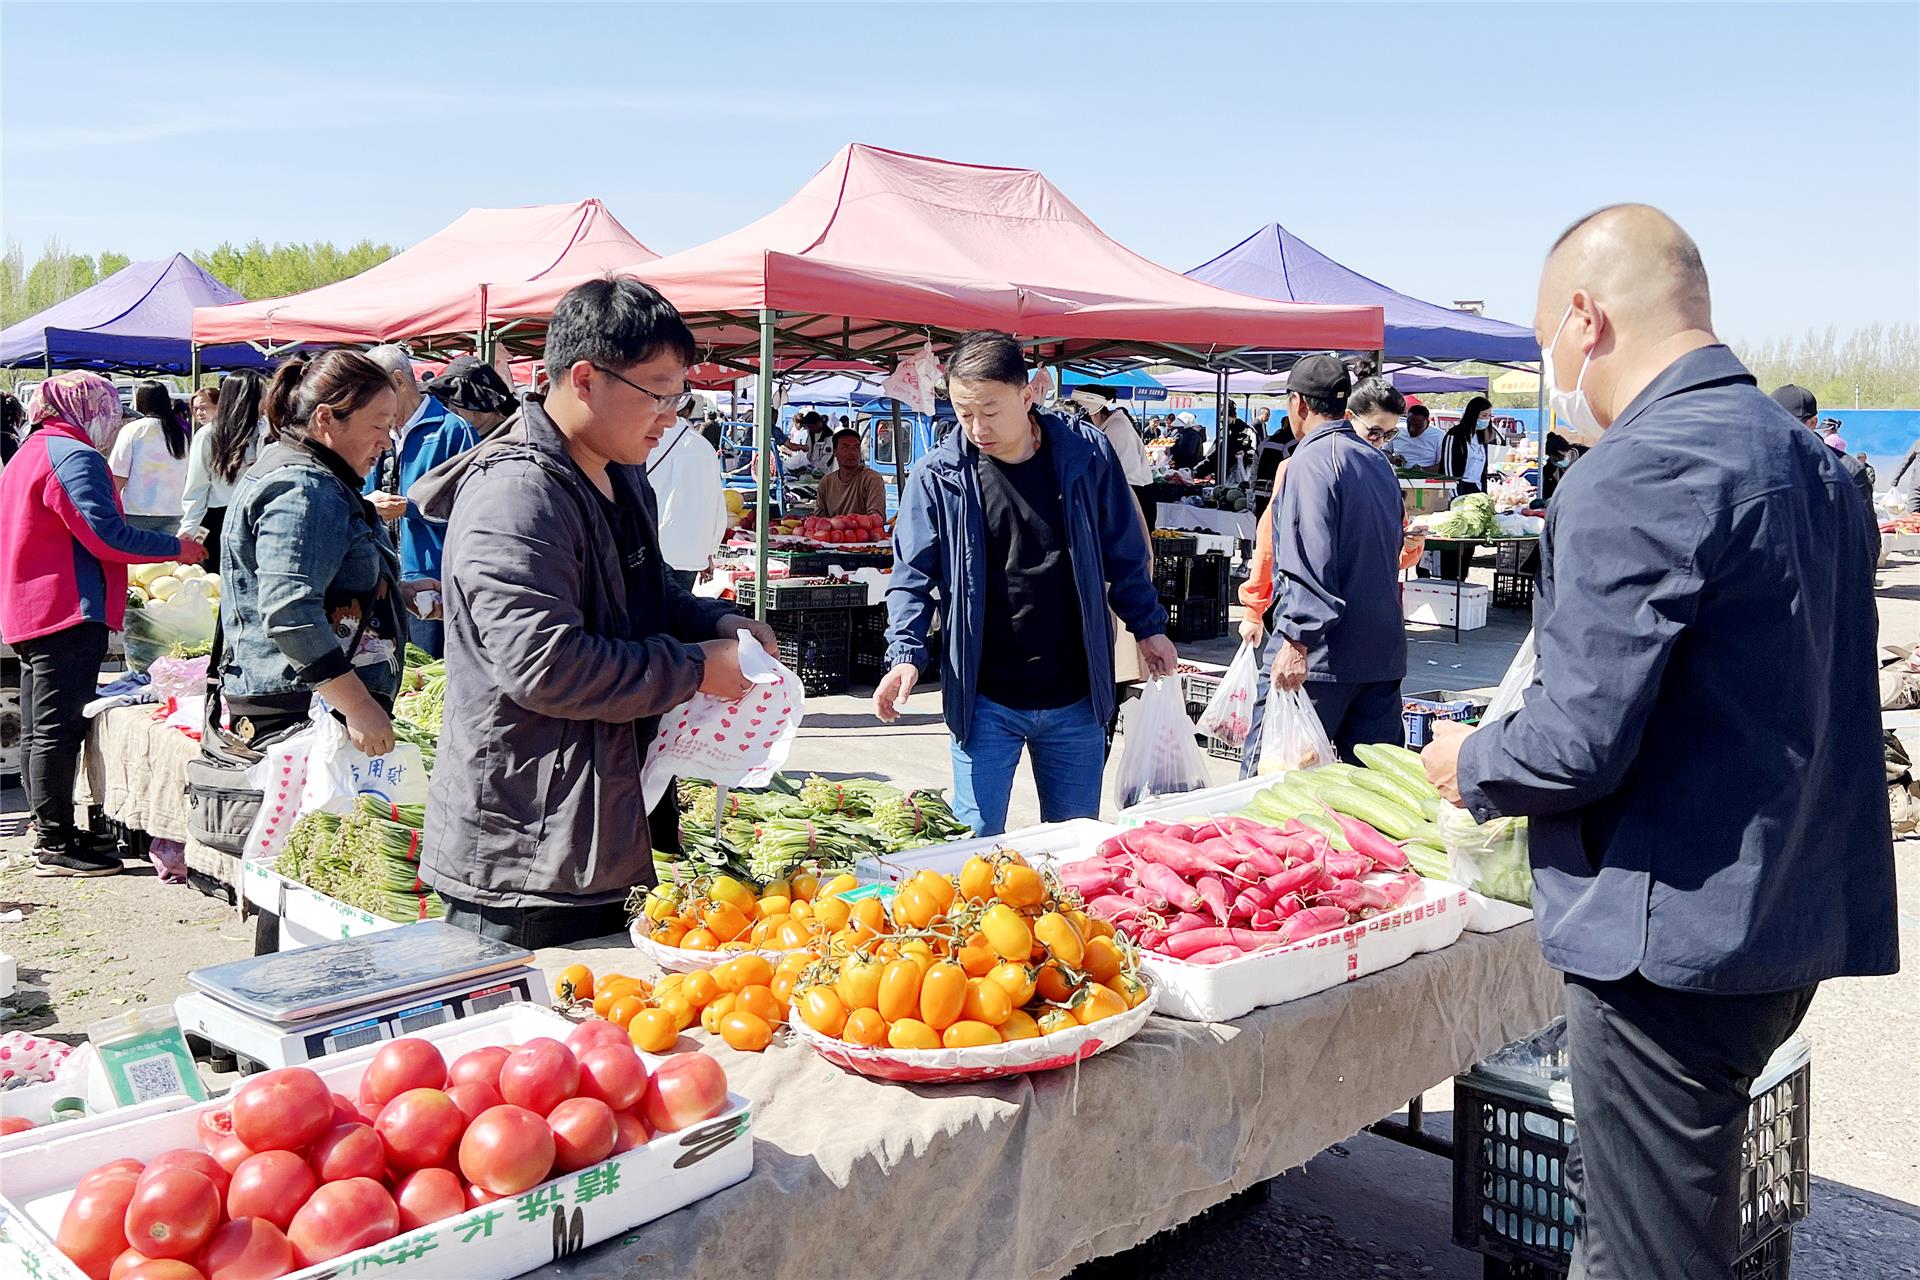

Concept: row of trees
[[1730, 323, 1919, 412], [0, 237, 396, 334]]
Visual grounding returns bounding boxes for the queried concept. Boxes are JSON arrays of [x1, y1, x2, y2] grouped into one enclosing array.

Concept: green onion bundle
[[357, 794, 426, 832], [870, 789, 970, 847], [395, 671, 447, 736], [798, 775, 903, 817]]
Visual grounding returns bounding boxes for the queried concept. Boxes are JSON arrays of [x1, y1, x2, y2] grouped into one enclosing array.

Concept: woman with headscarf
[[0, 372, 205, 876]]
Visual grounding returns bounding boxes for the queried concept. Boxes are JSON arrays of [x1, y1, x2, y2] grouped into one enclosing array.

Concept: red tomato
[[140, 1149, 230, 1199], [446, 1080, 504, 1126], [640, 1053, 730, 1134], [197, 1218, 293, 1280], [286, 1177, 398, 1268], [564, 1020, 630, 1059], [464, 1183, 504, 1209], [230, 1067, 332, 1153], [120, 1261, 207, 1280], [547, 1097, 616, 1172], [205, 1133, 256, 1177], [328, 1093, 360, 1128], [392, 1167, 465, 1231], [309, 1122, 386, 1183], [108, 1249, 148, 1280], [361, 1039, 446, 1108], [446, 1045, 511, 1091], [610, 1108, 651, 1155], [125, 1167, 221, 1260], [457, 1105, 555, 1196], [497, 1040, 578, 1115], [374, 1088, 464, 1173], [0, 1115, 33, 1136], [79, 1158, 146, 1190], [574, 1045, 648, 1113], [58, 1167, 138, 1279], [195, 1108, 235, 1155], [225, 1151, 316, 1232]]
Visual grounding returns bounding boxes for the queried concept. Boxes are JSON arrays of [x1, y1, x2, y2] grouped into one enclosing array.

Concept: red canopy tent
[[190, 200, 657, 350]]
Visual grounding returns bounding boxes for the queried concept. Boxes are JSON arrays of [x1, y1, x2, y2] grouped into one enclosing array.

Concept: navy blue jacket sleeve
[[883, 465, 942, 670], [1086, 432, 1167, 640], [1458, 479, 1710, 820], [1268, 445, 1344, 648]]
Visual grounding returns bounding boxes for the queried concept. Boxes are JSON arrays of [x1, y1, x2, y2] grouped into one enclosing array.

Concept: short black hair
[[1407, 404, 1430, 420], [831, 427, 860, 446], [545, 277, 697, 380], [943, 329, 1028, 388], [1347, 375, 1406, 418], [1292, 389, 1346, 418]]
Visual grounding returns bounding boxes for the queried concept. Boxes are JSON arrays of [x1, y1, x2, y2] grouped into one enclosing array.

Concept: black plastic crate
[[771, 609, 852, 696], [850, 605, 889, 683], [1494, 571, 1536, 608], [1453, 1021, 1809, 1277], [1189, 552, 1231, 609], [1495, 539, 1542, 575], [825, 549, 894, 571], [1150, 533, 1198, 558], [1165, 596, 1224, 642], [1153, 554, 1192, 599], [736, 576, 868, 612], [1403, 687, 1490, 748]]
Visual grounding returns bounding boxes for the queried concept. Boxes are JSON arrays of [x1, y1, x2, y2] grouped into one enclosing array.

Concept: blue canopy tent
[[1058, 366, 1169, 404], [0, 254, 268, 375], [1186, 224, 1536, 364]]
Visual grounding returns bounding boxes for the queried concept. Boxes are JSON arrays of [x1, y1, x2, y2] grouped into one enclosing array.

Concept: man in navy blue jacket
[[878, 330, 1175, 835], [1423, 205, 1898, 1280], [1263, 355, 1408, 763]]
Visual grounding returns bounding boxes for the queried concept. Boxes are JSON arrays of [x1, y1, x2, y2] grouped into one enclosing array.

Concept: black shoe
[[32, 847, 123, 878]]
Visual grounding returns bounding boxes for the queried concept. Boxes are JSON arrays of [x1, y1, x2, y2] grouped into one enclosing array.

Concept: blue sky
[[3, 1, 1915, 345]]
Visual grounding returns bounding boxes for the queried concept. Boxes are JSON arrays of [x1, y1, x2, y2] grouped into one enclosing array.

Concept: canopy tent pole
[[1215, 367, 1228, 480], [190, 344, 201, 389], [477, 285, 492, 362], [889, 391, 906, 520], [1536, 360, 1548, 479], [753, 309, 777, 621]]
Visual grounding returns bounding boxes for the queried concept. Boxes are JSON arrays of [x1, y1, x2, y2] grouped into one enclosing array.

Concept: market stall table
[[75, 702, 195, 845], [1406, 536, 1540, 643], [524, 923, 1560, 1280], [1155, 503, 1256, 542]]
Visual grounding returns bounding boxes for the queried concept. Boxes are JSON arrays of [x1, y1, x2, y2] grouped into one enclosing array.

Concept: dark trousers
[[1305, 678, 1403, 765], [670, 568, 699, 591], [198, 504, 227, 567], [16, 621, 109, 849], [1133, 485, 1156, 531], [1564, 972, 1817, 1280]]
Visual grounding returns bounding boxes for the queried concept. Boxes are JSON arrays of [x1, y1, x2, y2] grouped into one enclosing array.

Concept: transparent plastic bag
[[1195, 641, 1260, 747], [1254, 681, 1336, 776], [122, 581, 216, 673], [1485, 628, 1537, 722], [1438, 803, 1531, 905], [1117, 676, 1212, 809]]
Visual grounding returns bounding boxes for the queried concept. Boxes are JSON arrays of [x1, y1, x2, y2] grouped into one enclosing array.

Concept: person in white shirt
[[109, 381, 193, 533], [1069, 385, 1154, 517], [179, 370, 268, 565], [1391, 403, 1444, 470], [648, 413, 729, 589]]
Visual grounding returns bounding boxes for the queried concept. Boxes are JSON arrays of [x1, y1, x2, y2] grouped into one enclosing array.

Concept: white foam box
[[1402, 580, 1490, 630], [0, 1005, 753, 1280], [853, 817, 1118, 883], [242, 856, 404, 950]]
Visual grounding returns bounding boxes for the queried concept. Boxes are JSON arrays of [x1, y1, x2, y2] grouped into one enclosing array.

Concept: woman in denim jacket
[[218, 350, 435, 754]]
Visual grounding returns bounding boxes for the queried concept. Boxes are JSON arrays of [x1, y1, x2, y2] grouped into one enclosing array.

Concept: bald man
[[1422, 206, 1896, 1280]]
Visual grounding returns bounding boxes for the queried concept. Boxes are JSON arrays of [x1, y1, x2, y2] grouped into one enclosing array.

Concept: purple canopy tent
[[1151, 364, 1487, 396], [0, 254, 267, 375], [1186, 224, 1536, 364]]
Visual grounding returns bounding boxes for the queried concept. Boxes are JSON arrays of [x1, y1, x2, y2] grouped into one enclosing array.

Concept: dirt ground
[[3, 556, 1918, 1278]]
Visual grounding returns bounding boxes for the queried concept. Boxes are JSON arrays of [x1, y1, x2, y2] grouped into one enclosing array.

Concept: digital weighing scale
[[175, 921, 546, 1069]]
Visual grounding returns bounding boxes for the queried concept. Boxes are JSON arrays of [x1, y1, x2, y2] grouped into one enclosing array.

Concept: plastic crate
[[1189, 552, 1231, 610], [1150, 533, 1199, 558], [821, 549, 893, 572], [1153, 554, 1192, 600], [850, 605, 889, 683], [1165, 596, 1225, 643], [771, 609, 852, 696], [736, 576, 869, 612], [1494, 571, 1536, 608], [1495, 539, 1542, 575], [1452, 1019, 1810, 1276], [1403, 580, 1491, 630], [1403, 692, 1483, 748]]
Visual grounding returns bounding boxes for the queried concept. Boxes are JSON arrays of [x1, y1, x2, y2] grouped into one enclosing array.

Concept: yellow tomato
[[788, 871, 820, 902], [961, 976, 1012, 1027], [999, 1009, 1041, 1041], [941, 1020, 1002, 1049], [1034, 961, 1075, 1004], [709, 875, 758, 913], [757, 894, 792, 918], [821, 872, 859, 899], [898, 939, 936, 975], [628, 1008, 678, 1053], [980, 904, 1033, 961], [914, 870, 957, 913], [836, 953, 884, 1011], [1034, 911, 1084, 969], [679, 970, 721, 1009], [994, 859, 1045, 909], [789, 899, 813, 922], [700, 993, 739, 1035], [812, 894, 852, 932], [957, 855, 997, 904], [1074, 984, 1128, 1025], [713, 954, 775, 994], [679, 926, 718, 952], [776, 919, 813, 950], [1081, 935, 1123, 985], [842, 1007, 887, 1046], [718, 1010, 773, 1052], [850, 896, 889, 941], [605, 995, 647, 1029], [775, 951, 811, 977], [657, 993, 696, 1031], [918, 962, 968, 1032], [737, 983, 785, 1025], [1036, 1008, 1077, 1036], [957, 932, 999, 978], [554, 964, 594, 1003], [986, 962, 1037, 1007], [656, 921, 691, 948], [886, 1018, 941, 1050], [1111, 974, 1150, 1009], [644, 886, 679, 922], [877, 959, 923, 1024], [703, 901, 751, 944], [798, 986, 848, 1037], [894, 883, 939, 930], [769, 970, 798, 1008]]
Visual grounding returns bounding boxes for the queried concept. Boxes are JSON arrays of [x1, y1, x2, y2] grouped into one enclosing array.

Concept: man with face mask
[[1421, 206, 1895, 1280]]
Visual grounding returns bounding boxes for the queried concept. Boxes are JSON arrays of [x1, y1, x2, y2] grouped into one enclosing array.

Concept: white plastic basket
[[1403, 580, 1490, 630]]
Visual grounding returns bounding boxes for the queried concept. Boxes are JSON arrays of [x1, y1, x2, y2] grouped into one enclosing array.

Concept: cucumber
[[1288, 811, 1352, 850], [1405, 842, 1450, 879], [1346, 767, 1435, 817], [1318, 782, 1425, 841], [1355, 743, 1433, 791]]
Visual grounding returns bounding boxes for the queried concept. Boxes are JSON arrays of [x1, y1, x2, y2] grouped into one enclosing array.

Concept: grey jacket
[[219, 440, 403, 702], [420, 400, 734, 908]]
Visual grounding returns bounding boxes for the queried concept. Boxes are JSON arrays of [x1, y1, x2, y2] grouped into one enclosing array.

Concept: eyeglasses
[[590, 364, 694, 413]]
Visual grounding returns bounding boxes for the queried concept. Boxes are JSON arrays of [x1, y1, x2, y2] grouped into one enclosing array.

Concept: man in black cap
[[1772, 384, 1879, 565], [1256, 354, 1407, 763], [426, 356, 520, 434]]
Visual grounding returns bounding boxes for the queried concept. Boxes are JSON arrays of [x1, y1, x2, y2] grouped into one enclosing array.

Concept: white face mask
[[1543, 304, 1603, 446]]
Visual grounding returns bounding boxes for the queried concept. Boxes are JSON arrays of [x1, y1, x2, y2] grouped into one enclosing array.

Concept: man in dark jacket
[[876, 330, 1175, 835], [1423, 206, 1897, 1280], [421, 279, 772, 948], [1263, 355, 1407, 763], [1771, 384, 1880, 564]]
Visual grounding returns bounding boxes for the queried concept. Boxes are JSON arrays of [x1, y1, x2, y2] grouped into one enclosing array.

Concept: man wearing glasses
[[420, 277, 775, 948]]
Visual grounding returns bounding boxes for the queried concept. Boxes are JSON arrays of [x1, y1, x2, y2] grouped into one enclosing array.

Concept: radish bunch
[[1064, 817, 1423, 965]]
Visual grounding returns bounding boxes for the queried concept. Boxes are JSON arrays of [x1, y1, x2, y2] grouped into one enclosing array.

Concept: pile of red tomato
[[53, 1027, 731, 1280], [799, 513, 887, 544]]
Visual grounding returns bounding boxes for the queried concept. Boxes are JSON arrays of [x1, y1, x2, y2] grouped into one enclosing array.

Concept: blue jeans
[[950, 695, 1105, 836]]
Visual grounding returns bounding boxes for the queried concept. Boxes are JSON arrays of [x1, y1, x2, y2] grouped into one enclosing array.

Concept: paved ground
[[3, 555, 1917, 1277]]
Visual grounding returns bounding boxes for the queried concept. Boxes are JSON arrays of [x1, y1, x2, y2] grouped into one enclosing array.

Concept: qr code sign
[[123, 1053, 188, 1102]]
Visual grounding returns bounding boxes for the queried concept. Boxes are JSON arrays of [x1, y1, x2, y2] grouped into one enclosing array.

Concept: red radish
[[1160, 926, 1290, 958], [1322, 809, 1411, 870], [1156, 823, 1196, 842], [1187, 945, 1246, 964], [1057, 861, 1122, 898], [1325, 852, 1375, 880], [1163, 911, 1214, 934], [1083, 893, 1146, 923], [1240, 848, 1288, 877], [1274, 905, 1352, 943], [1376, 872, 1423, 907], [1195, 876, 1231, 926], [1261, 858, 1325, 902], [1131, 832, 1238, 880], [1136, 861, 1203, 913]]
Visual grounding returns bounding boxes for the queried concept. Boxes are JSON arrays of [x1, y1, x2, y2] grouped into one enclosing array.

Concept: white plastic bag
[[1195, 641, 1260, 747], [300, 701, 429, 818], [1440, 628, 1535, 901], [1485, 628, 1537, 722], [1254, 681, 1336, 776], [641, 631, 802, 810], [1116, 676, 1212, 809]]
